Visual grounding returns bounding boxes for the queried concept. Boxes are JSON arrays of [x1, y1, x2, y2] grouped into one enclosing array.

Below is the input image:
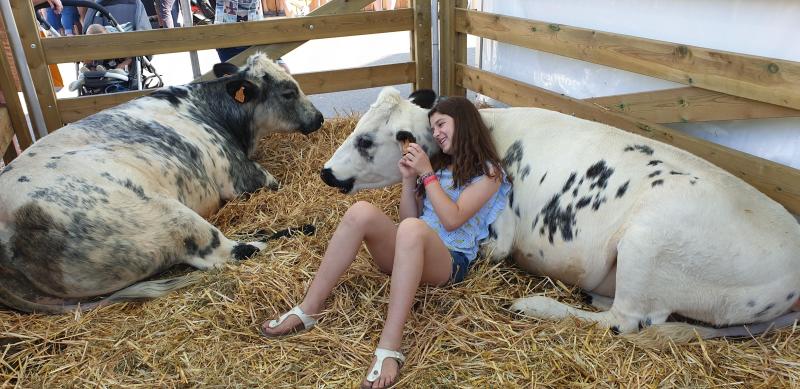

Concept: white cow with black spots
[[0, 53, 323, 313], [320, 87, 800, 341]]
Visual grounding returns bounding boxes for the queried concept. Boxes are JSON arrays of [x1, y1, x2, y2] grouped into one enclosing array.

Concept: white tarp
[[474, 0, 800, 169]]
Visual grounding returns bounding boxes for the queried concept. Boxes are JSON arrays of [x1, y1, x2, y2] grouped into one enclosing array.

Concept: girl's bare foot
[[360, 349, 404, 388]]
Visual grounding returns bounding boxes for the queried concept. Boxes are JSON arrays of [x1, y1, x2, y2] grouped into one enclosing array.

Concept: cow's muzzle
[[300, 112, 324, 135], [320, 168, 354, 194]]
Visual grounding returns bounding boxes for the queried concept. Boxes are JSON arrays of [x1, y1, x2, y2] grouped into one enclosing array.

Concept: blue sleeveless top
[[419, 168, 512, 262]]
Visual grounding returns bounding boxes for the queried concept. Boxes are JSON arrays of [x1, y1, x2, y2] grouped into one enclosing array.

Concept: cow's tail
[[626, 311, 800, 347], [0, 273, 202, 314]]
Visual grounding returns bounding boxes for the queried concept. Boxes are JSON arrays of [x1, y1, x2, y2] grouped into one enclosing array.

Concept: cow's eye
[[356, 136, 373, 150], [281, 90, 297, 99]]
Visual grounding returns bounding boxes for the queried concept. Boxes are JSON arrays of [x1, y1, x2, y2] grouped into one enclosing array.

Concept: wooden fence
[[0, 0, 431, 162], [438, 1, 800, 215], [4, 1, 800, 216]]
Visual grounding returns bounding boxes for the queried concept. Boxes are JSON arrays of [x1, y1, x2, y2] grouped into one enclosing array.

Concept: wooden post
[[438, 0, 466, 96], [452, 0, 466, 96], [412, 0, 432, 90], [10, 1, 62, 132], [438, 0, 452, 95], [0, 29, 32, 160]]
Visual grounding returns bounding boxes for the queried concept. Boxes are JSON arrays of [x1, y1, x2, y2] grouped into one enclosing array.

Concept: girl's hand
[[398, 157, 416, 179], [401, 143, 433, 176]]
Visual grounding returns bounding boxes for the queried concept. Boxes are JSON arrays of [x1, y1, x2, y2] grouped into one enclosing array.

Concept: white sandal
[[366, 347, 406, 384], [260, 305, 317, 337]]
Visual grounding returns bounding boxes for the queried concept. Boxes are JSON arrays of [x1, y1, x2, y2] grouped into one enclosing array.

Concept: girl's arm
[[398, 176, 420, 220], [426, 171, 502, 231], [397, 151, 422, 220]]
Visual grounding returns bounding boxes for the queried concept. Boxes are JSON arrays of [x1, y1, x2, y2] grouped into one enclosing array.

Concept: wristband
[[423, 175, 438, 187], [417, 171, 435, 186]]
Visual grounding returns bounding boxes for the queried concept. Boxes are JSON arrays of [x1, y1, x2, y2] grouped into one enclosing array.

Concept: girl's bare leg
[[261, 201, 397, 335], [362, 218, 452, 389]]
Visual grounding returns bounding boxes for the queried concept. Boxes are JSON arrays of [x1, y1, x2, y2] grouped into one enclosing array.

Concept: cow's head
[[212, 53, 324, 153], [320, 87, 439, 194]]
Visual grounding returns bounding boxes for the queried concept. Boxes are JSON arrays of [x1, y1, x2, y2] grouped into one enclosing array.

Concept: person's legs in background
[[216, 46, 249, 62], [60, 6, 79, 35], [276, 0, 286, 16], [45, 7, 65, 35], [171, 0, 182, 27], [262, 0, 276, 16], [156, 0, 177, 28]]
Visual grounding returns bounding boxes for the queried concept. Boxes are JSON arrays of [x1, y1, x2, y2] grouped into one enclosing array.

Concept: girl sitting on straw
[[260, 96, 512, 389]]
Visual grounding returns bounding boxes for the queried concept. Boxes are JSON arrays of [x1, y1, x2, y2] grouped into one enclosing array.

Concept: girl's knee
[[342, 201, 380, 226], [396, 218, 428, 245]]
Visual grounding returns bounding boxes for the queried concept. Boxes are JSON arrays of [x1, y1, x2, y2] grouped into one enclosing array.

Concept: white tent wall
[[472, 0, 800, 170]]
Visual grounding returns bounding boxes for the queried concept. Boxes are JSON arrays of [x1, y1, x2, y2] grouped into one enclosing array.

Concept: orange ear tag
[[234, 86, 246, 103]]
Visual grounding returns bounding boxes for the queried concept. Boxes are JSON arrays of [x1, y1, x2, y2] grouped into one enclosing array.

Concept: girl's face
[[430, 112, 455, 155]]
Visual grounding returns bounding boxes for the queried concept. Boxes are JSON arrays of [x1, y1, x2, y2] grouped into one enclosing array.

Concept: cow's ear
[[409, 89, 437, 109], [213, 62, 240, 78], [225, 80, 258, 104], [395, 131, 416, 144]]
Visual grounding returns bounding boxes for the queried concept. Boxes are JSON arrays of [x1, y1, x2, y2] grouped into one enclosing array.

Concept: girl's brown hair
[[428, 96, 503, 188]]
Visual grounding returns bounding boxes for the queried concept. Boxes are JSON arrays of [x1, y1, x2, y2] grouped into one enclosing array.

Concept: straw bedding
[[2, 115, 799, 388]]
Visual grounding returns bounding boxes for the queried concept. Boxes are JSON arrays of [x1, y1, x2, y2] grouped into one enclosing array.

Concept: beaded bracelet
[[417, 171, 435, 186]]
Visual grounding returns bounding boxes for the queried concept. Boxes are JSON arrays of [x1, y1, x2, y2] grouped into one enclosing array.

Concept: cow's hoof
[[232, 243, 261, 260], [580, 290, 593, 305], [510, 298, 534, 316]]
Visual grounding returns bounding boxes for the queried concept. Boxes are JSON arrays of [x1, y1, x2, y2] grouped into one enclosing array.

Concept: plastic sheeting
[[476, 0, 800, 169]]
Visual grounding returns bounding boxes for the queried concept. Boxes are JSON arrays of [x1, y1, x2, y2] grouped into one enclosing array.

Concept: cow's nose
[[315, 112, 324, 128], [320, 168, 337, 187], [320, 168, 354, 193], [301, 112, 324, 135]]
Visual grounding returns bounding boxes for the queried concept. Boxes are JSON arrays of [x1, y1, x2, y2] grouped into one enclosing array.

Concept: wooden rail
[[42, 10, 414, 64], [58, 63, 416, 122], [586, 87, 800, 124], [196, 0, 379, 82], [456, 8, 800, 111], [5, 0, 424, 139], [456, 63, 800, 214]]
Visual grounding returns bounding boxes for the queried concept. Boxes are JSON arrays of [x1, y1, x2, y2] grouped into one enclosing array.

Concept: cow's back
[[0, 99, 233, 299], [480, 107, 800, 292]]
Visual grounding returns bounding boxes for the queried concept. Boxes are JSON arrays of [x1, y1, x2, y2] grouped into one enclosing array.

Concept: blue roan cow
[[0, 53, 323, 313], [320, 87, 800, 341]]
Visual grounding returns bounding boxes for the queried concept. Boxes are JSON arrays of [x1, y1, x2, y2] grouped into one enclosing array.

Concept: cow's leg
[[511, 296, 639, 332], [512, 227, 672, 333], [252, 163, 279, 191], [233, 160, 280, 195], [482, 207, 515, 262], [155, 198, 266, 270]]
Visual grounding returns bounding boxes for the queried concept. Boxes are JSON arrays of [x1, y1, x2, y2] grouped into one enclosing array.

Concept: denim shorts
[[449, 250, 471, 284]]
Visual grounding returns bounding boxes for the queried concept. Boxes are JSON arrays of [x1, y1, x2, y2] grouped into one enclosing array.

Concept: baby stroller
[[79, 0, 164, 95], [37, 0, 164, 96]]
